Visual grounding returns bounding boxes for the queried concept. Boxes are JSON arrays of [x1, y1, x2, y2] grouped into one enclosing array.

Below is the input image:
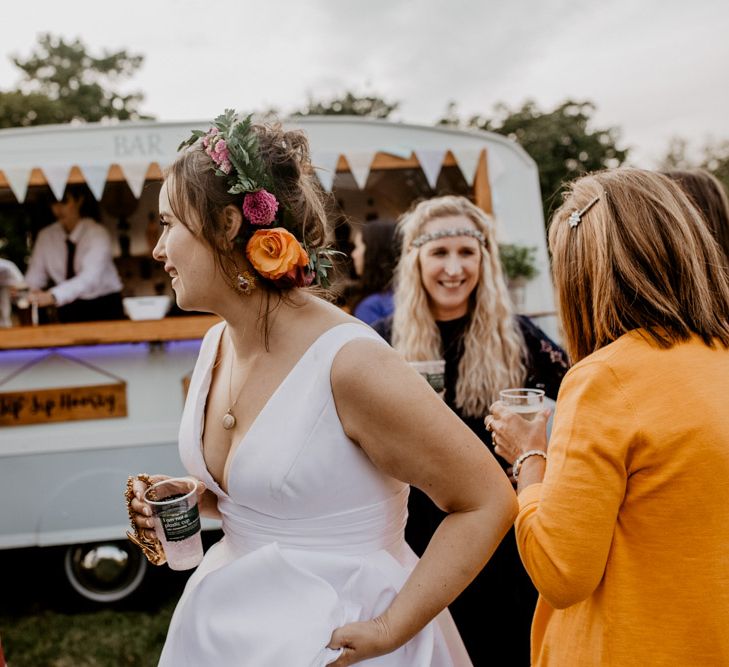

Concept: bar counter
[[0, 315, 221, 350]]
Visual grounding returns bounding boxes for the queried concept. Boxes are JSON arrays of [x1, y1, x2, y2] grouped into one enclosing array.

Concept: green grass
[[0, 544, 199, 667], [1, 598, 175, 667]]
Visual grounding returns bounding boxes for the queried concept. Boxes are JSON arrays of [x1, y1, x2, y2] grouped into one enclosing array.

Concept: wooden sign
[[0, 382, 127, 427]]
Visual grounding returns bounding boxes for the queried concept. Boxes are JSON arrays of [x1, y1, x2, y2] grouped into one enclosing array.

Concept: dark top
[[372, 313, 569, 667]]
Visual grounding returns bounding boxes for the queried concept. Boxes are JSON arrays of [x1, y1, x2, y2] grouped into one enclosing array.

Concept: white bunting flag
[[311, 151, 341, 192], [40, 165, 72, 200], [343, 152, 375, 190], [451, 149, 482, 187], [415, 149, 447, 189], [79, 164, 110, 201], [381, 146, 413, 160], [1, 167, 32, 203], [119, 162, 150, 199], [487, 149, 506, 182]]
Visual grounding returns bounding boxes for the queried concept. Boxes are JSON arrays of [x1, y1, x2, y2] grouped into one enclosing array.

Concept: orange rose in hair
[[246, 228, 309, 282]]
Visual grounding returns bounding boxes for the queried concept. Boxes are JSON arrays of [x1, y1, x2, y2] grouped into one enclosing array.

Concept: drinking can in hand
[[499, 388, 545, 421], [144, 477, 204, 571]]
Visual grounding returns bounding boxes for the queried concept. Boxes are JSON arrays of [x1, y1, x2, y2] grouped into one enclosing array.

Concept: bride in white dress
[[129, 112, 517, 666]]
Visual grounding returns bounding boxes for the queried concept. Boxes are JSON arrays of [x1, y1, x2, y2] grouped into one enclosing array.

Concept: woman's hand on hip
[[485, 401, 550, 465], [327, 616, 396, 666]]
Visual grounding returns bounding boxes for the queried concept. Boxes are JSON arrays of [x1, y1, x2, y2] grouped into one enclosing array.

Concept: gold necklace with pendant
[[222, 343, 244, 430]]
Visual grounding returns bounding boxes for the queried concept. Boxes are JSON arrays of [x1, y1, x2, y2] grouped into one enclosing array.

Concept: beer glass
[[499, 388, 545, 421]]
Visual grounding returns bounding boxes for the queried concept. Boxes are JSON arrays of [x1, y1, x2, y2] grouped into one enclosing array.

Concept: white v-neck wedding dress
[[158, 321, 472, 666]]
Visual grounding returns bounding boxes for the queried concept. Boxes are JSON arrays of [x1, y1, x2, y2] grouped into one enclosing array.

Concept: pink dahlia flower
[[243, 189, 279, 226]]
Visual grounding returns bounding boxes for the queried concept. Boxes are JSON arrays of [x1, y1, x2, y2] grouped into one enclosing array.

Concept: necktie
[[65, 238, 76, 280]]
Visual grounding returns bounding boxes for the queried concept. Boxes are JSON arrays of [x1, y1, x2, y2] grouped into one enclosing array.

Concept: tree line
[[1, 33, 727, 223]]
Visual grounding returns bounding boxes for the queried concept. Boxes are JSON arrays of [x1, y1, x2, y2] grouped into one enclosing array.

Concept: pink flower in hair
[[243, 189, 279, 226], [212, 143, 231, 172], [203, 129, 233, 174], [202, 127, 219, 149], [285, 262, 315, 288]]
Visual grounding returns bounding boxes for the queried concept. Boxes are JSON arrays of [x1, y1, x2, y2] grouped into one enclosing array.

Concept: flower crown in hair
[[410, 227, 486, 249], [178, 110, 340, 288]]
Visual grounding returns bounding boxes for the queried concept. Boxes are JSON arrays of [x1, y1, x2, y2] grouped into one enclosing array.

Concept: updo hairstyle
[[166, 122, 330, 292]]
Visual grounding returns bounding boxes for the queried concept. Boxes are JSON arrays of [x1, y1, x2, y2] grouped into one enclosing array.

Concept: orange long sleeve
[[515, 332, 729, 666]]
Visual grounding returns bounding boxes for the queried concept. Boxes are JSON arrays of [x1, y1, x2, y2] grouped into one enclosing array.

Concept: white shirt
[[0, 258, 25, 327], [24, 218, 123, 306]]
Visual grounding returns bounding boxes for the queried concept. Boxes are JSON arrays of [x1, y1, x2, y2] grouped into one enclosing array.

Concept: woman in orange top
[[486, 169, 729, 666]]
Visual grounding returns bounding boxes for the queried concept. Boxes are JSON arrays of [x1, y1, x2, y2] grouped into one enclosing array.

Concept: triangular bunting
[[40, 164, 72, 200], [1, 167, 33, 203], [79, 164, 110, 201], [119, 162, 150, 199], [343, 152, 375, 190], [415, 149, 447, 189], [311, 151, 341, 192], [381, 146, 413, 160], [451, 149, 482, 187], [154, 159, 172, 172]]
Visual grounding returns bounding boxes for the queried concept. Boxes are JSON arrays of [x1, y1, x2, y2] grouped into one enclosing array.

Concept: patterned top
[[372, 313, 569, 423]]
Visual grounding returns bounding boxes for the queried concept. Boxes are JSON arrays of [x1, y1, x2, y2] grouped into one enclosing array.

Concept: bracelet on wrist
[[513, 449, 547, 480]]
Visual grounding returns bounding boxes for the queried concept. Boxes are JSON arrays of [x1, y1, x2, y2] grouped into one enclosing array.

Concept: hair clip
[[568, 195, 601, 228], [410, 227, 486, 249]]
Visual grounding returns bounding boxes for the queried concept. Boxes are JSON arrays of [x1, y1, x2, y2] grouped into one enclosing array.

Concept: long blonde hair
[[392, 196, 526, 417], [550, 168, 729, 363]]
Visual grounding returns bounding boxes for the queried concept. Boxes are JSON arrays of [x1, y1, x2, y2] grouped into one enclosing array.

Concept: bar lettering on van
[[113, 134, 163, 158]]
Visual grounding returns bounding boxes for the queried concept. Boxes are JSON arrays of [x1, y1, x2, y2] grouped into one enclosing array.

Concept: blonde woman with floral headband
[[487, 169, 729, 665], [373, 195, 569, 666], [125, 112, 517, 666]]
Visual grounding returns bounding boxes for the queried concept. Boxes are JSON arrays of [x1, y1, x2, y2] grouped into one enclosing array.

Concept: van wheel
[[64, 541, 147, 603]]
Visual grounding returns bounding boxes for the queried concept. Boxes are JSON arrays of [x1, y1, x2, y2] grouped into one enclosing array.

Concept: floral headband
[[178, 110, 340, 289], [410, 227, 486, 249]]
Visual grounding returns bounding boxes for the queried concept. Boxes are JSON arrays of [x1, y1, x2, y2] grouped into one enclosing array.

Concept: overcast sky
[[1, 0, 727, 165]]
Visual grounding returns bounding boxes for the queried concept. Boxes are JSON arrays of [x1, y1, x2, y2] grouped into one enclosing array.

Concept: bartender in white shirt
[[25, 184, 124, 323]]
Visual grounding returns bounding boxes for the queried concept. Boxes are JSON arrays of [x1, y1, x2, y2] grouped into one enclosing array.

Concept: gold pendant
[[222, 410, 236, 430]]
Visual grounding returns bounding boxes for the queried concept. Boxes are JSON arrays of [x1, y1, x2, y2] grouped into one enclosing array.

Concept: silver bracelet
[[512, 450, 547, 480]]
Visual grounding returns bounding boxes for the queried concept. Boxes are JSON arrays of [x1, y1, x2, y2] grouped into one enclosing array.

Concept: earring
[[236, 270, 256, 295]]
